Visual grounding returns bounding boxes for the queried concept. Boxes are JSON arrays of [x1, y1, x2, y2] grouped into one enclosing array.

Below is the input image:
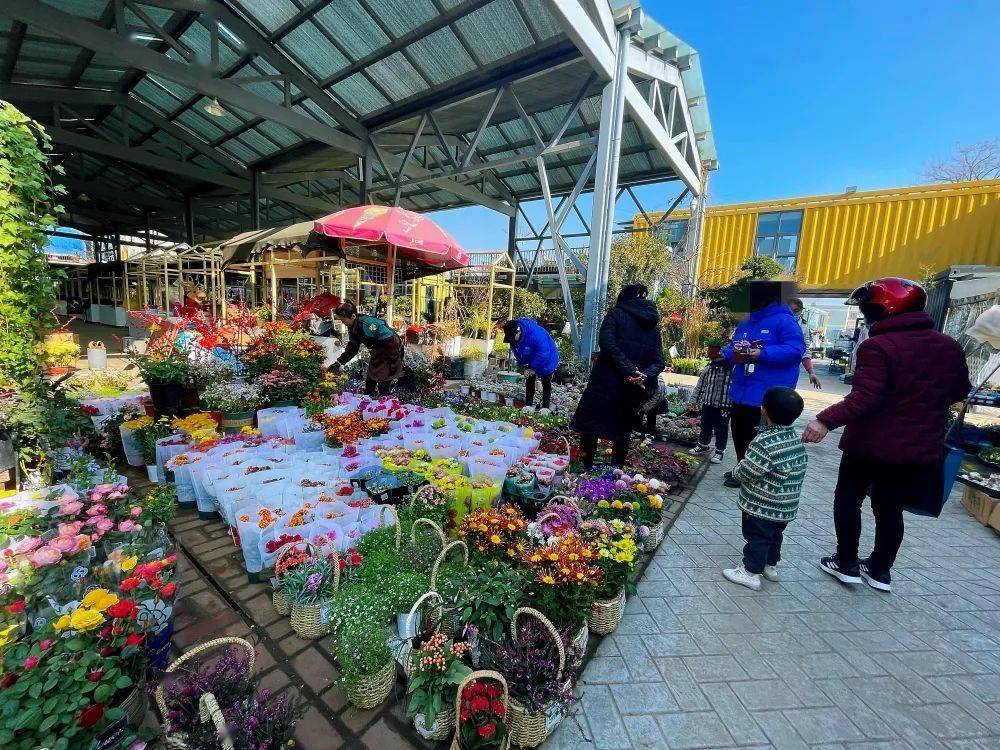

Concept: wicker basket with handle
[[394, 590, 445, 676], [345, 658, 396, 710], [379, 504, 402, 551], [156, 636, 256, 750], [430, 540, 469, 637], [587, 587, 626, 635], [505, 607, 569, 748], [642, 517, 666, 552], [271, 540, 314, 617], [449, 670, 510, 750], [290, 546, 340, 639]]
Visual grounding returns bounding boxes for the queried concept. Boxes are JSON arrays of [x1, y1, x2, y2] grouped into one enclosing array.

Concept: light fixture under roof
[[203, 97, 227, 117]]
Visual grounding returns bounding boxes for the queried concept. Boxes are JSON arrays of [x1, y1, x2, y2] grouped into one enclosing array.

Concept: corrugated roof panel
[[19, 40, 79, 62], [517, 0, 563, 40], [504, 173, 537, 192], [242, 79, 285, 105], [332, 73, 390, 116], [239, 0, 299, 32], [56, 0, 105, 20], [292, 101, 325, 123], [78, 69, 122, 85], [218, 139, 259, 164], [313, 4, 390, 60], [577, 97, 601, 125], [175, 109, 226, 140], [0, 20, 11, 32], [15, 60, 71, 79], [238, 129, 282, 156], [619, 152, 649, 176], [278, 22, 349, 79], [620, 121, 642, 150], [190, 155, 216, 170], [144, 74, 198, 103], [365, 52, 427, 101], [497, 119, 530, 145], [181, 21, 241, 70], [474, 127, 508, 152], [124, 5, 174, 27], [257, 121, 301, 148], [454, 0, 533, 65], [405, 27, 476, 86], [365, 0, 438, 37], [131, 80, 178, 114], [533, 104, 571, 136]]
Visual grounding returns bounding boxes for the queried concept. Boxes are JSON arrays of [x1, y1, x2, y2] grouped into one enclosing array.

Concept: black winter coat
[[570, 299, 665, 440]]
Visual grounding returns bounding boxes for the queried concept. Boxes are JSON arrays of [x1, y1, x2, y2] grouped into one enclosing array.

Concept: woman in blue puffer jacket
[[502, 318, 559, 409], [721, 281, 805, 486]]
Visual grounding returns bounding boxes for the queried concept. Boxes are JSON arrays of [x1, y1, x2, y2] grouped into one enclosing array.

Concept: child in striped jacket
[[723, 386, 807, 591]]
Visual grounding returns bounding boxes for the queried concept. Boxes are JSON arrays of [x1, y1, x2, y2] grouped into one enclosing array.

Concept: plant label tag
[[669, 345, 679, 359], [269, 577, 279, 588]]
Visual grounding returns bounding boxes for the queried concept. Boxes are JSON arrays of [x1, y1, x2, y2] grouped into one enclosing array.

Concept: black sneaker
[[723, 470, 741, 488], [859, 559, 892, 593], [819, 555, 862, 584]]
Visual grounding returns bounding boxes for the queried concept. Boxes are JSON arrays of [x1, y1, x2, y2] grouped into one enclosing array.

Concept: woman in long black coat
[[571, 284, 665, 469]]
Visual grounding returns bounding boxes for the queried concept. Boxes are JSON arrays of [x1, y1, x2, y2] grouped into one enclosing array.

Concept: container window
[[754, 210, 803, 272]]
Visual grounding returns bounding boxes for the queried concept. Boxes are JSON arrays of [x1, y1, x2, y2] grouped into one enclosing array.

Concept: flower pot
[[346, 660, 395, 709], [272, 588, 290, 617], [180, 387, 200, 414], [588, 588, 626, 635], [206, 411, 223, 429], [268, 400, 297, 408], [290, 600, 330, 639], [507, 697, 564, 748], [571, 622, 588, 656], [220, 410, 254, 434], [46, 365, 71, 376], [146, 464, 161, 484], [144, 619, 174, 673], [413, 706, 456, 741], [449, 357, 467, 379], [148, 380, 186, 418], [397, 610, 420, 640], [642, 518, 666, 552], [459, 384, 471, 396]]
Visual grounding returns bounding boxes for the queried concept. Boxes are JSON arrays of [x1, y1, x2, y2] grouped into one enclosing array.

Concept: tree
[[606, 232, 677, 305], [923, 139, 1000, 183], [0, 103, 63, 386]]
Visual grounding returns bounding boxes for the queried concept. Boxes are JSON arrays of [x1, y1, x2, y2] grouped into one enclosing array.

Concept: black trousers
[[525, 373, 552, 408], [579, 433, 630, 471], [365, 379, 392, 397], [730, 404, 761, 462], [698, 405, 730, 452], [742, 512, 787, 574], [832, 452, 940, 573]]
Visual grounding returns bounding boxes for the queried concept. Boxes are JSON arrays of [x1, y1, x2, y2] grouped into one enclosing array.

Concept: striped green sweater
[[734, 424, 807, 522]]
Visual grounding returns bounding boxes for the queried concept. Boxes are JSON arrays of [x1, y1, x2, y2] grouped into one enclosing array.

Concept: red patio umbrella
[[312, 205, 468, 270]]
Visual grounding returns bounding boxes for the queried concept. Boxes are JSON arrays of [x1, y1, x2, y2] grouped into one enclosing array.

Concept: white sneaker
[[689, 444, 709, 455], [762, 565, 780, 582], [710, 451, 723, 464], [723, 565, 761, 591]]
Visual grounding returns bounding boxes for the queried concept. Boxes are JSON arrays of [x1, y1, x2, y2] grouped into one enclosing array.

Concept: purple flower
[[306, 572, 322, 592]]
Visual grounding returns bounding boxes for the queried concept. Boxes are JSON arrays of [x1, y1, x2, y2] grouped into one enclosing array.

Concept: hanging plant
[[0, 102, 63, 386]]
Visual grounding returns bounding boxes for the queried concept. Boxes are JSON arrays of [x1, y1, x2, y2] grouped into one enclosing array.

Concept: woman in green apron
[[331, 301, 405, 396]]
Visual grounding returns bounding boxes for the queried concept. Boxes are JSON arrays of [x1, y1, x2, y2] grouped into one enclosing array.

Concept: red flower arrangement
[[458, 679, 507, 749]]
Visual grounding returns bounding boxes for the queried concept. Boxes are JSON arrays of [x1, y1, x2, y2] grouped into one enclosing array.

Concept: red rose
[[125, 633, 144, 647], [119, 577, 141, 592], [166, 554, 177, 565], [145, 560, 163, 574], [99, 625, 113, 639], [77, 702, 105, 729], [38, 639, 53, 651], [107, 600, 139, 619], [99, 647, 118, 658], [5, 599, 25, 614], [470, 695, 490, 713], [1, 673, 19, 688], [160, 582, 176, 598], [23, 656, 38, 670], [86, 670, 105, 682], [477, 722, 496, 739]]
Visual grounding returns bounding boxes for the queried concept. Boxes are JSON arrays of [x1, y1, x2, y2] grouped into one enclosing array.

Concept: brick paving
[[549, 408, 1000, 750]]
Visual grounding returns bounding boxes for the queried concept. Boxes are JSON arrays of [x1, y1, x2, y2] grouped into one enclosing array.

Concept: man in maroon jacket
[[802, 278, 970, 593]]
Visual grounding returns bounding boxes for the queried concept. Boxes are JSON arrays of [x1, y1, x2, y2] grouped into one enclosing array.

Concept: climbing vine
[[0, 101, 63, 386]]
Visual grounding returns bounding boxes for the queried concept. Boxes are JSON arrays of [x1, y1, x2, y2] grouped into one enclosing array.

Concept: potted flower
[[406, 632, 472, 740], [129, 354, 190, 417], [133, 418, 173, 483], [201, 381, 263, 433], [257, 368, 309, 407], [336, 618, 396, 709], [580, 518, 637, 635], [454, 673, 509, 750], [282, 553, 339, 639], [704, 336, 727, 360], [40, 337, 80, 375]]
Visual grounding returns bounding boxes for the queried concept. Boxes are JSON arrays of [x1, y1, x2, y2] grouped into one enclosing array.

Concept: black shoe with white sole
[[819, 555, 862, 584], [859, 560, 892, 592], [723, 470, 741, 488]]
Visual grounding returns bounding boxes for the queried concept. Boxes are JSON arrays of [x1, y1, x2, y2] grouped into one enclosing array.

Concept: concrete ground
[[550, 408, 1000, 750]]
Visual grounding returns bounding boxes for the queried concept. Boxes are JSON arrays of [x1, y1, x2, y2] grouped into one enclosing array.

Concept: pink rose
[[0, 559, 7, 574], [86, 504, 108, 517], [116, 484, 129, 493], [58, 521, 84, 536], [95, 518, 115, 534], [28, 547, 62, 567], [23, 656, 38, 670], [107, 491, 123, 501], [93, 484, 113, 494], [12, 537, 42, 555], [129, 507, 143, 518], [0, 502, 12, 512], [50, 535, 78, 553], [73, 535, 92, 553], [58, 491, 78, 503], [117, 520, 139, 533], [57, 501, 84, 517]]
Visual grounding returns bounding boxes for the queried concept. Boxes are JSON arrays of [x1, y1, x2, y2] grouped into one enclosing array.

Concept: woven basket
[[345, 658, 396, 710], [117, 684, 148, 728], [272, 541, 315, 617], [157, 637, 255, 750], [571, 621, 588, 655], [642, 517, 666, 552], [588, 588, 626, 635], [505, 607, 568, 748], [449, 670, 510, 750], [290, 547, 340, 639], [394, 590, 445, 676], [430, 540, 469, 638], [410, 516, 447, 547], [380, 504, 402, 551], [413, 705, 456, 741]]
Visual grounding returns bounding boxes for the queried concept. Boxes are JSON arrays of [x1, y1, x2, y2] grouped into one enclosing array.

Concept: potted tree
[[40, 337, 80, 376]]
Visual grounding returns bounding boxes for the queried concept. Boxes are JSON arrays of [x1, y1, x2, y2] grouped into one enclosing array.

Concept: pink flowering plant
[[280, 555, 336, 605], [257, 368, 310, 404]]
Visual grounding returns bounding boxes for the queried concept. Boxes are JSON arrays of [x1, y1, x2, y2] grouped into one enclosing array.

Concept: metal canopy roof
[[0, 0, 714, 245]]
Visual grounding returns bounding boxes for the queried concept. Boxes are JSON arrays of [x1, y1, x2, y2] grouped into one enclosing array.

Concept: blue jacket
[[510, 318, 559, 376], [722, 302, 805, 407]]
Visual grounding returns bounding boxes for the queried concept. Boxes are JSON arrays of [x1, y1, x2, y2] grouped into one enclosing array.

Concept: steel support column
[[250, 170, 261, 230], [580, 17, 635, 359], [183, 195, 194, 245]]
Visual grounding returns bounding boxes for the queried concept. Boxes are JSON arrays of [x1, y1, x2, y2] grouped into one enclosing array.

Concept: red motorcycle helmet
[[848, 277, 926, 318]]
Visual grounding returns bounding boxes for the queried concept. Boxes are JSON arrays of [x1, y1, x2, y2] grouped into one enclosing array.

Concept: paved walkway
[[552, 409, 1000, 750]]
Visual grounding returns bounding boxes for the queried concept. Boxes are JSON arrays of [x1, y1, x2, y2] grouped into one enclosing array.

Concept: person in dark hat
[[331, 300, 405, 396], [570, 284, 665, 469], [502, 318, 559, 409]]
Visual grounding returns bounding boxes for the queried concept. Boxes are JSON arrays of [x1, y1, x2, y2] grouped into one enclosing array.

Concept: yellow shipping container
[[637, 179, 1000, 294]]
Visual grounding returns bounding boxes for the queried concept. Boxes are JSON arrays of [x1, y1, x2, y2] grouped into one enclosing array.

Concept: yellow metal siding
[[639, 180, 1000, 293]]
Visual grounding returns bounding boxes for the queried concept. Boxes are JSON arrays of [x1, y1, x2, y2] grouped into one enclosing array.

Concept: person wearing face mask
[[721, 281, 806, 488], [570, 284, 665, 469], [803, 278, 970, 593]]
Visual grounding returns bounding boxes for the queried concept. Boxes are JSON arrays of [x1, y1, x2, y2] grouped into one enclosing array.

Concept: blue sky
[[431, 0, 1000, 251]]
